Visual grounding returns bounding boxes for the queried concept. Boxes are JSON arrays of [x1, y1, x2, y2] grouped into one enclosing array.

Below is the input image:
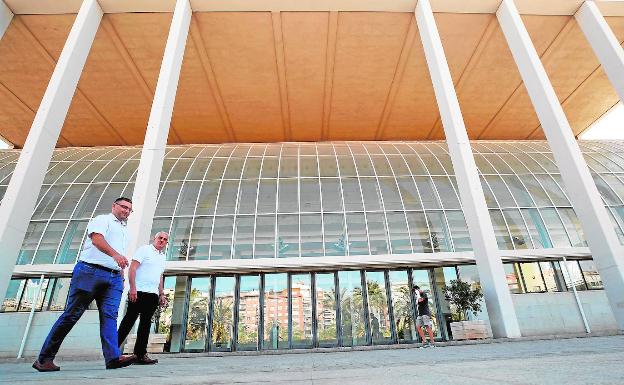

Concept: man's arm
[[158, 275, 167, 306], [128, 260, 140, 302], [90, 233, 128, 269]]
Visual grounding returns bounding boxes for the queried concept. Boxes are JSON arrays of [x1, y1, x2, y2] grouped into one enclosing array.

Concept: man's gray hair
[[153, 231, 169, 241]]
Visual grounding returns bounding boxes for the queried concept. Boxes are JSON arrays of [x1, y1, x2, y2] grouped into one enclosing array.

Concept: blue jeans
[[38, 261, 123, 364]]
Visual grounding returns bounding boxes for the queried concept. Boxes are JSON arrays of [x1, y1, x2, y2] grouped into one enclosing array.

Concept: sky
[[580, 102, 624, 140]]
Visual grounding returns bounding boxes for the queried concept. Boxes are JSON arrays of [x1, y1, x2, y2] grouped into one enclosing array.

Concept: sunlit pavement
[[2, 335, 624, 384]]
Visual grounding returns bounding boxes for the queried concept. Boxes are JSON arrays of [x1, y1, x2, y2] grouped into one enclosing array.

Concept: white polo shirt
[[132, 244, 166, 295], [79, 213, 128, 271]]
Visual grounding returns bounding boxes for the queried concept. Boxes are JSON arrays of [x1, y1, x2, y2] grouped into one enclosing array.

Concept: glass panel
[[238, 179, 258, 215], [185, 277, 211, 351], [233, 216, 254, 259], [93, 183, 125, 216], [321, 178, 343, 212], [562, 260, 587, 291], [300, 179, 321, 213], [504, 263, 523, 294], [315, 272, 337, 347], [73, 184, 106, 219], [593, 175, 621, 205], [155, 181, 183, 217], [365, 271, 392, 344], [155, 276, 176, 351], [255, 215, 275, 259], [342, 178, 364, 212], [1, 279, 25, 312], [168, 159, 193, 181], [426, 212, 451, 252], [579, 260, 603, 289], [540, 208, 571, 248], [519, 262, 546, 292], [396, 176, 422, 211], [112, 160, 139, 182], [277, 214, 299, 258], [318, 156, 338, 177], [346, 212, 369, 256], [210, 216, 234, 260], [502, 209, 533, 249], [32, 221, 67, 264], [300, 214, 323, 257], [386, 212, 411, 254], [56, 161, 90, 183], [447, 211, 472, 252], [50, 185, 87, 219], [206, 158, 228, 179], [291, 273, 313, 348], [432, 177, 460, 210], [337, 156, 357, 177], [17, 222, 46, 265], [387, 155, 410, 176], [558, 208, 586, 247], [388, 270, 415, 342], [360, 177, 381, 211], [522, 175, 552, 206], [300, 157, 318, 178], [415, 177, 440, 210], [263, 273, 288, 349], [367, 212, 389, 255], [354, 155, 375, 176], [420, 154, 445, 175], [18, 278, 50, 311], [406, 211, 430, 253], [237, 275, 260, 350], [211, 276, 235, 351], [540, 261, 566, 292], [484, 175, 515, 208], [187, 158, 212, 180], [338, 270, 366, 347], [168, 217, 194, 261], [224, 158, 244, 179], [278, 178, 298, 213], [215, 180, 239, 215], [194, 181, 220, 216], [502, 175, 534, 207], [378, 177, 402, 211], [324, 213, 346, 256], [175, 181, 201, 216], [242, 157, 262, 179], [257, 179, 277, 214], [32, 185, 68, 220], [490, 210, 513, 249], [522, 208, 552, 248], [404, 154, 428, 176], [536, 174, 569, 206], [46, 277, 71, 311]]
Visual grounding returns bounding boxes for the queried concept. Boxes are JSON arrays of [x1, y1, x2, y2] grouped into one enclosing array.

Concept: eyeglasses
[[115, 203, 133, 212], [157, 236, 169, 242]]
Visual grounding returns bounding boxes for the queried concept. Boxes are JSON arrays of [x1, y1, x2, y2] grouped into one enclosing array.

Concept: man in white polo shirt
[[34, 197, 136, 372], [117, 231, 169, 365]]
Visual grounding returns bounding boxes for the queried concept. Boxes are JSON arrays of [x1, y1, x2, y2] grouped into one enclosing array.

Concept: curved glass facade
[[1, 141, 624, 265]]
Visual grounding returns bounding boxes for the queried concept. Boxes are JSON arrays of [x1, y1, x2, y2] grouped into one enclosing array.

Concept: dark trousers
[[38, 261, 123, 364], [117, 291, 159, 357]]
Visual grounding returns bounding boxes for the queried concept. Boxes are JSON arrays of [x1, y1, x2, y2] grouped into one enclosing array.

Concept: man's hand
[[129, 288, 138, 302], [112, 253, 129, 269], [159, 293, 168, 307]]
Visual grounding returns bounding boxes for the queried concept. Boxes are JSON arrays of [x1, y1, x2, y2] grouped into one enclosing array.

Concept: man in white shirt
[[117, 231, 169, 365], [34, 197, 136, 372]]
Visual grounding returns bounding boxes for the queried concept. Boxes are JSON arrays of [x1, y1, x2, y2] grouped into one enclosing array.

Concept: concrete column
[[415, 0, 521, 338], [498, 0, 624, 331], [0, 1, 13, 39], [122, 0, 191, 313], [576, 1, 624, 103], [0, 0, 102, 303]]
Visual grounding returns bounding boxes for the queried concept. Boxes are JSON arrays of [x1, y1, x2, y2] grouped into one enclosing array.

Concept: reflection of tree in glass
[[366, 280, 390, 338], [212, 297, 233, 347], [392, 286, 413, 339], [186, 288, 208, 343]]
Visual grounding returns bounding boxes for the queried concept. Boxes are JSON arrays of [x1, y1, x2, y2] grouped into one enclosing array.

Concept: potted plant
[[443, 279, 491, 340]]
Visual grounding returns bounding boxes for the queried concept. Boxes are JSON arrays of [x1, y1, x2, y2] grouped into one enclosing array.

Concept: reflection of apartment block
[[292, 282, 312, 335], [265, 289, 289, 327], [239, 291, 260, 333], [315, 289, 336, 331]]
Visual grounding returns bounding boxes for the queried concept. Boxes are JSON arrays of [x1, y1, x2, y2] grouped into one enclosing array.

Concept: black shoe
[[135, 354, 158, 365], [32, 360, 60, 372], [106, 354, 136, 369]]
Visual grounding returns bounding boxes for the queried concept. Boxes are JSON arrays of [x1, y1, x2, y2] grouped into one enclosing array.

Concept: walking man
[[414, 285, 436, 348], [117, 232, 169, 365], [33, 197, 136, 371]]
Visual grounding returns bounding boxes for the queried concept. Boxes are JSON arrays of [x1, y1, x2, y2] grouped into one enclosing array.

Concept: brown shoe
[[105, 354, 136, 369], [135, 354, 158, 365], [32, 360, 60, 372]]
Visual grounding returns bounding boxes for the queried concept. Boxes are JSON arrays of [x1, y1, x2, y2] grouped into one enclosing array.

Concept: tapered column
[[0, 0, 102, 303], [125, 0, 191, 260], [576, 1, 624, 103], [0, 1, 12, 39], [415, 0, 521, 338], [498, 0, 624, 331]]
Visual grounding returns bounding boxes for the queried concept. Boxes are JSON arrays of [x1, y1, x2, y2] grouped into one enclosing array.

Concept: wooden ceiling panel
[[479, 15, 570, 139], [195, 12, 284, 142], [281, 12, 328, 142], [328, 12, 412, 140], [60, 97, 124, 146], [171, 18, 230, 144]]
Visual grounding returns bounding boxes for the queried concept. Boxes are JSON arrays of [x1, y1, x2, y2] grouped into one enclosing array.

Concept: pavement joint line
[[3, 331, 622, 363]]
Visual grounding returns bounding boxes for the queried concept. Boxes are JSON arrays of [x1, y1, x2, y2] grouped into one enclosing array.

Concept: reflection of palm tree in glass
[[392, 286, 413, 340], [212, 297, 233, 348], [366, 280, 389, 338], [186, 288, 208, 345]]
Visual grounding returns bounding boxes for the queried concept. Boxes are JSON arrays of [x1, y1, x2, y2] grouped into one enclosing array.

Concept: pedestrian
[[117, 231, 169, 365], [32, 197, 136, 371], [414, 285, 436, 348]]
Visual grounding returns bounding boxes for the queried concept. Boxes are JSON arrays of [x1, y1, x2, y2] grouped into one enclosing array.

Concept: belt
[[81, 261, 121, 275]]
